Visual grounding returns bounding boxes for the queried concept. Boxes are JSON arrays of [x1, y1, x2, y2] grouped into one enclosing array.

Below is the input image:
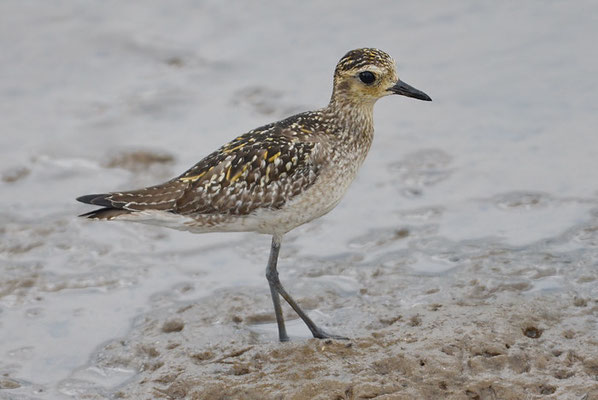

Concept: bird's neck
[[325, 97, 375, 138], [323, 97, 376, 163]]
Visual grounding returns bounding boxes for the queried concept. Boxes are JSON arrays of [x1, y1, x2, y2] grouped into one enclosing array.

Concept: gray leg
[[265, 234, 348, 341], [266, 235, 289, 342]]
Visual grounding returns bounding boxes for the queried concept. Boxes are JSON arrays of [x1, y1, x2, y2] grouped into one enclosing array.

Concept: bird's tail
[[76, 193, 132, 220], [78, 208, 133, 220]]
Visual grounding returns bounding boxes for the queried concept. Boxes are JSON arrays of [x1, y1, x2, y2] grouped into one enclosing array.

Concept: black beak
[[389, 80, 432, 101]]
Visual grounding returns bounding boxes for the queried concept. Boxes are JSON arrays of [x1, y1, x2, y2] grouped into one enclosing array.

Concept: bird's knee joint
[[266, 268, 280, 283]]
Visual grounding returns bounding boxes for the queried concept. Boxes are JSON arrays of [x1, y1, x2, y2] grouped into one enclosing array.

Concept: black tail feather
[[77, 193, 131, 220], [76, 193, 113, 207], [78, 207, 132, 220]]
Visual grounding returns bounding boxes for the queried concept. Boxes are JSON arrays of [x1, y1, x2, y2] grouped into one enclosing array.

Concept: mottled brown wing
[[173, 127, 324, 215], [79, 123, 325, 216]]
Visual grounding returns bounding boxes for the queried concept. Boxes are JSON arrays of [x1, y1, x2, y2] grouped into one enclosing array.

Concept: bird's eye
[[358, 71, 376, 85]]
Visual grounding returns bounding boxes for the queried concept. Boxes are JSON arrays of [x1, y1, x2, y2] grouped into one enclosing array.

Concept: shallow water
[[1, 1, 597, 398]]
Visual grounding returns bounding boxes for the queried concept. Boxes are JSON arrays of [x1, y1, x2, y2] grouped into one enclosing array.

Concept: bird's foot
[[278, 334, 290, 343], [311, 327, 349, 341]]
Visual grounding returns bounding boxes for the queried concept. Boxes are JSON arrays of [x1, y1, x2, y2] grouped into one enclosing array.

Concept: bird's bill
[[389, 80, 432, 101]]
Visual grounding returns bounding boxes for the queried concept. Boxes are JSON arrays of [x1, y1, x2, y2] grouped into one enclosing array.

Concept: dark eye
[[358, 71, 376, 84]]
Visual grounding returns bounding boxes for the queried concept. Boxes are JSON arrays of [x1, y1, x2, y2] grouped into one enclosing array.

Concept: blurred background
[[1, 1, 597, 398]]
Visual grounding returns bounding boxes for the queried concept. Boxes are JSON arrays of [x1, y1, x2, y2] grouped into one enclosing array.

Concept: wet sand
[[96, 280, 598, 400]]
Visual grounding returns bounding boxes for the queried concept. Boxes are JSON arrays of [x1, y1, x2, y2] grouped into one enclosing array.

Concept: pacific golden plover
[[77, 48, 431, 342]]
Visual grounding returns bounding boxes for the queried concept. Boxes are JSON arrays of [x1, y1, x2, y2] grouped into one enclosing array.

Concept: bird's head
[[331, 48, 431, 106]]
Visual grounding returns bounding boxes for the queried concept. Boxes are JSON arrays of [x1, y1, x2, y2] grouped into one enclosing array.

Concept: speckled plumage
[[78, 107, 367, 234], [77, 48, 431, 341]]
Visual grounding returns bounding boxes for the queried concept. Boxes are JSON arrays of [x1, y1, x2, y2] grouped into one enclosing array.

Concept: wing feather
[[77, 113, 328, 218]]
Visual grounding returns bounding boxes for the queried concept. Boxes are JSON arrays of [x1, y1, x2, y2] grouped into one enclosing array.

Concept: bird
[[77, 48, 431, 342]]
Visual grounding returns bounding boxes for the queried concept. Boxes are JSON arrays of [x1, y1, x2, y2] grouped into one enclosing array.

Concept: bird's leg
[[265, 235, 289, 342], [266, 234, 348, 341]]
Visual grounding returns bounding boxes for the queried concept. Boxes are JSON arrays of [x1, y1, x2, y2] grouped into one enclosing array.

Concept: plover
[[77, 48, 431, 342]]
